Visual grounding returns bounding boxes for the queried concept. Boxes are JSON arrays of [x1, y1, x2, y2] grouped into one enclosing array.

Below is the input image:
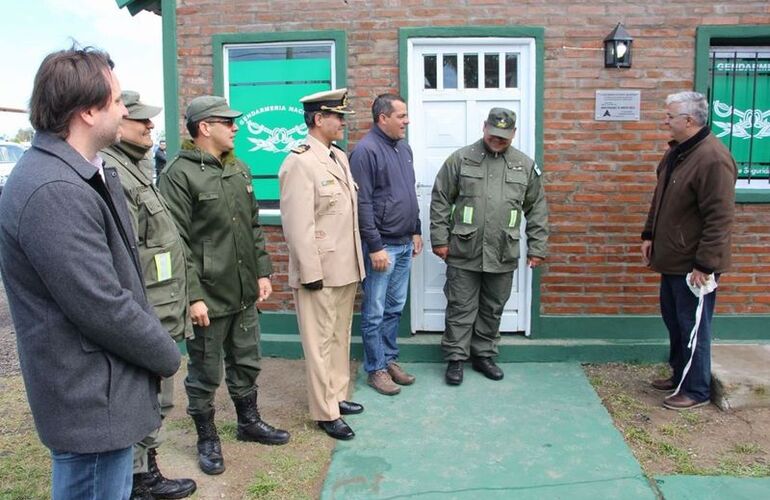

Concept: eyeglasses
[[665, 113, 690, 120], [204, 118, 235, 127]]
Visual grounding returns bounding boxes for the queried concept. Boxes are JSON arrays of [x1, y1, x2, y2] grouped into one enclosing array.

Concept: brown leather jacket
[[642, 128, 737, 275]]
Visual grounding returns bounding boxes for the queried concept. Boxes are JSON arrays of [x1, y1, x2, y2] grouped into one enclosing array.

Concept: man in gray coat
[[0, 46, 181, 499]]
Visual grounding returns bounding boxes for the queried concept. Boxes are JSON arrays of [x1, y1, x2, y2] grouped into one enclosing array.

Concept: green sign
[[227, 44, 333, 203], [710, 55, 770, 179]]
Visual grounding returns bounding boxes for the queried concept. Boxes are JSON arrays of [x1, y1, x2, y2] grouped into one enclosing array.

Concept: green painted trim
[[259, 312, 770, 361], [736, 189, 770, 203], [261, 311, 770, 341], [160, 0, 180, 156], [211, 30, 348, 149], [539, 315, 770, 340], [259, 311, 298, 335], [397, 25, 546, 335], [262, 330, 769, 363], [260, 309, 408, 340], [260, 310, 360, 336], [695, 25, 770, 204], [695, 25, 770, 91], [530, 267, 543, 336], [259, 213, 282, 226]]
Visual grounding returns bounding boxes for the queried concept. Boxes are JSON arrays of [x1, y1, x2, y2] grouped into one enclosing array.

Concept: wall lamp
[[604, 22, 633, 68]]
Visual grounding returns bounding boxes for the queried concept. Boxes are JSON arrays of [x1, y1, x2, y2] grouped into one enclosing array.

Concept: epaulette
[[291, 144, 311, 154]]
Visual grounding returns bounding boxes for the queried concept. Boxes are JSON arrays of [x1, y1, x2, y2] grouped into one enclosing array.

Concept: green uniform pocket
[[500, 226, 521, 263], [449, 224, 478, 260]]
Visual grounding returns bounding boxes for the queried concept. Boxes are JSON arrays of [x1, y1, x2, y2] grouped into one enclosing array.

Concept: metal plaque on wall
[[594, 90, 641, 121]]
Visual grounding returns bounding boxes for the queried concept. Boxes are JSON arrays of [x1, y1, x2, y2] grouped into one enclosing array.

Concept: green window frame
[[696, 25, 770, 203], [213, 31, 347, 222]]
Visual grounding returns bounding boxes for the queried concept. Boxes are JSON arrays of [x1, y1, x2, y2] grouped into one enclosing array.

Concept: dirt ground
[[585, 363, 770, 477], [0, 280, 339, 499], [154, 358, 344, 499]]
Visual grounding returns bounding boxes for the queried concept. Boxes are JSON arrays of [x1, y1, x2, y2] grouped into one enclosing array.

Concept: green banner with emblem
[[709, 53, 770, 179], [227, 45, 333, 204]]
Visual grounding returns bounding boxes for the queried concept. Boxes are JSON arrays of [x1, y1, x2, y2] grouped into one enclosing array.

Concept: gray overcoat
[[0, 132, 181, 454]]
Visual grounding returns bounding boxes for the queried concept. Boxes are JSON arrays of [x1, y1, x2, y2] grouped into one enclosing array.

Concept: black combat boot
[[129, 478, 154, 500], [232, 390, 290, 445], [141, 448, 197, 498], [191, 410, 225, 475]]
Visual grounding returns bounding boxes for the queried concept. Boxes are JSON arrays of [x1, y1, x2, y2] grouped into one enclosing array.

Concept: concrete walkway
[[321, 362, 770, 499]]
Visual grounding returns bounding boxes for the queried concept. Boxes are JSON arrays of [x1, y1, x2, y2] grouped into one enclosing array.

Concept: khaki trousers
[[294, 283, 357, 421]]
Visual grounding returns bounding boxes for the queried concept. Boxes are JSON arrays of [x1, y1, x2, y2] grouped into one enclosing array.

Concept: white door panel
[[409, 38, 535, 335]]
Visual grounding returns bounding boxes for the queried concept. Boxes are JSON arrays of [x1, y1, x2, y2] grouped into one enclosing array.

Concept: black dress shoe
[[339, 400, 364, 415], [472, 357, 504, 380], [317, 418, 355, 440], [445, 360, 463, 385]]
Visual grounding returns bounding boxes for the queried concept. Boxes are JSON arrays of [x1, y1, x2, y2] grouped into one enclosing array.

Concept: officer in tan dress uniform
[[279, 89, 366, 440]]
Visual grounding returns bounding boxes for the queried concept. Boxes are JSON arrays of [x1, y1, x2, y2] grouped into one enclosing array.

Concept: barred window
[[707, 47, 770, 185]]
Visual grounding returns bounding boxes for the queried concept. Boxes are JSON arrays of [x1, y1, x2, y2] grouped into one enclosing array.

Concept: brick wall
[[176, 0, 770, 315]]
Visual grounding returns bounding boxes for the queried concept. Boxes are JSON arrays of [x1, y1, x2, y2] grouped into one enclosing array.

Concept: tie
[[329, 150, 337, 164]]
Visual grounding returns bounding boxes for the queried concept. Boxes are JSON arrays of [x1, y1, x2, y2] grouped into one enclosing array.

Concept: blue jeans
[[361, 242, 413, 373], [51, 446, 133, 500], [660, 274, 716, 402]]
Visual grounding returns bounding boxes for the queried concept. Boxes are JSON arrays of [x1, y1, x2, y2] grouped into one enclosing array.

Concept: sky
[[0, 0, 163, 140]]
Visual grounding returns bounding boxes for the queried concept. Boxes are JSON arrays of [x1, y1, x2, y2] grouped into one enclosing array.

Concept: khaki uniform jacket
[[102, 143, 193, 341], [642, 129, 737, 275], [159, 141, 272, 318], [430, 139, 549, 273], [279, 135, 365, 288]]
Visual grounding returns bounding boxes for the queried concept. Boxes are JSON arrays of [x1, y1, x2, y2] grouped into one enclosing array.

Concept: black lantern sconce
[[604, 22, 633, 68]]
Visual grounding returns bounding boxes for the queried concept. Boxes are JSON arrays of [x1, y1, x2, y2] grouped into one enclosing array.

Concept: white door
[[408, 38, 536, 335]]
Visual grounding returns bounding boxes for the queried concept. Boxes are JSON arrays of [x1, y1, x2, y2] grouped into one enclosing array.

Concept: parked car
[[0, 141, 25, 195]]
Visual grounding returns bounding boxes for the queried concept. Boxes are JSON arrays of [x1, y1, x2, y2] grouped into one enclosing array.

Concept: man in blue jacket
[[0, 46, 181, 499], [350, 94, 422, 396]]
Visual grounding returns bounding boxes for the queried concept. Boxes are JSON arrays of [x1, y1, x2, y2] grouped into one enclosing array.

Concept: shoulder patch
[[291, 144, 311, 154]]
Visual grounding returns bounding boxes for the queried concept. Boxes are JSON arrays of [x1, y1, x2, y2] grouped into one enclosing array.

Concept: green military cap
[[485, 107, 517, 139], [185, 95, 242, 123], [300, 88, 355, 114], [122, 91, 161, 120]]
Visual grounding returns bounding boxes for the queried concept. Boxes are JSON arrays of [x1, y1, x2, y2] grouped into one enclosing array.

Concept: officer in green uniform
[[430, 108, 548, 386], [101, 91, 197, 500], [159, 96, 289, 476]]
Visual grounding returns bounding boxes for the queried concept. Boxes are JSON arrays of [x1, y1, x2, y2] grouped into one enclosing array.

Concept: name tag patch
[[462, 206, 474, 224], [154, 252, 173, 282], [509, 210, 518, 227]]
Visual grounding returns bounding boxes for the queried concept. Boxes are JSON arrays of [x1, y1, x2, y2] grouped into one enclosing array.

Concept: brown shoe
[[651, 377, 676, 392], [367, 370, 401, 396], [387, 362, 416, 385], [663, 393, 709, 411]]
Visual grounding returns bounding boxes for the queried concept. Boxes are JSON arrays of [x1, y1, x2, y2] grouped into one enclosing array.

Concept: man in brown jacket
[[642, 91, 737, 410], [279, 89, 366, 440]]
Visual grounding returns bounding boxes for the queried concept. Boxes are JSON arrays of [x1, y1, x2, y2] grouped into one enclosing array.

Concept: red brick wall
[[176, 0, 770, 315]]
